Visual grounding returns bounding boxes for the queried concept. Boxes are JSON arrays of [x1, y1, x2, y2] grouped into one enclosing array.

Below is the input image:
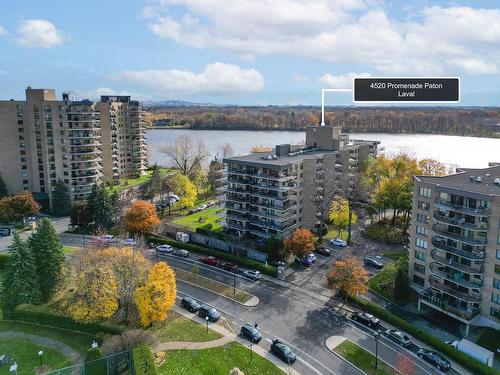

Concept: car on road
[[270, 338, 296, 364], [180, 297, 200, 313], [199, 204, 208, 210], [306, 253, 317, 262], [96, 235, 115, 245], [364, 257, 384, 269], [314, 247, 331, 256], [240, 323, 262, 344], [385, 329, 411, 347], [121, 238, 136, 246], [201, 256, 218, 266], [417, 349, 451, 371], [351, 312, 380, 328], [198, 305, 220, 322], [173, 249, 189, 257], [295, 256, 313, 266], [222, 262, 238, 273], [330, 238, 347, 247], [243, 269, 262, 281], [156, 244, 173, 253]]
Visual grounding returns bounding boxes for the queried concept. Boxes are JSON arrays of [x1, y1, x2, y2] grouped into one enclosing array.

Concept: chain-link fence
[[43, 350, 134, 375]]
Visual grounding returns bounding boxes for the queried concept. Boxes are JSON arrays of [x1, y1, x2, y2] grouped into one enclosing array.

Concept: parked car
[[121, 238, 136, 246], [417, 349, 451, 371], [173, 249, 189, 257], [295, 256, 313, 266], [385, 329, 411, 347], [201, 256, 218, 266], [243, 269, 262, 281], [180, 297, 200, 313], [351, 312, 380, 328], [96, 235, 115, 245], [364, 257, 384, 269], [222, 262, 238, 273], [314, 247, 331, 256], [199, 204, 208, 210], [330, 238, 347, 247], [270, 339, 296, 364], [240, 323, 262, 343], [198, 305, 220, 322], [306, 253, 317, 262], [156, 244, 173, 253]]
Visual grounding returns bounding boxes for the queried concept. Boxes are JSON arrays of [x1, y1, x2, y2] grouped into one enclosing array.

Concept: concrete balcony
[[432, 211, 489, 231], [430, 263, 483, 289], [432, 224, 487, 246], [419, 289, 480, 322], [432, 238, 486, 260], [434, 198, 490, 216], [430, 249, 484, 274], [428, 276, 482, 303]]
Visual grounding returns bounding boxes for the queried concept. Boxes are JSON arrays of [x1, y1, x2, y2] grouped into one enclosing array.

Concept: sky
[[0, 0, 499, 106]]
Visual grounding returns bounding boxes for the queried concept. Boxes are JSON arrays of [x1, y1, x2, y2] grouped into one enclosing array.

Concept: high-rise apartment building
[[408, 165, 500, 333], [221, 126, 378, 240], [0, 88, 147, 207]]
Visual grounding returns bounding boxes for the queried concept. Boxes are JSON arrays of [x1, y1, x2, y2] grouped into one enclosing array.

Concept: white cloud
[[110, 62, 264, 95], [17, 19, 65, 48], [75, 87, 152, 101], [144, 1, 500, 75], [293, 74, 309, 83], [0, 26, 7, 36], [319, 72, 370, 88]]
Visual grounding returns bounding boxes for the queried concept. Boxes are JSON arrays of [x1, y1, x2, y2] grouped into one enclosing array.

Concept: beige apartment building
[[221, 126, 378, 240], [0, 88, 147, 208], [408, 165, 500, 333]]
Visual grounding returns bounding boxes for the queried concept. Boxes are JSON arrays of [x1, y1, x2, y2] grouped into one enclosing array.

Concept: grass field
[[333, 340, 397, 375], [153, 311, 222, 343], [173, 206, 224, 232], [158, 342, 285, 375]]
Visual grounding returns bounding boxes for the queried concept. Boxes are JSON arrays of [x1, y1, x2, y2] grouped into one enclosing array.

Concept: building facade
[[408, 165, 500, 333], [0, 88, 147, 207], [221, 126, 378, 241]]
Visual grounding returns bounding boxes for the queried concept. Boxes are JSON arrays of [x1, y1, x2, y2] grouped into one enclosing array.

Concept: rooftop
[[224, 148, 336, 167]]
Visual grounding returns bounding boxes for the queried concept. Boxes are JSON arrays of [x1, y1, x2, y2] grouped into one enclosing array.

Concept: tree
[[51, 179, 72, 216], [326, 256, 368, 299], [393, 268, 411, 303], [1, 232, 39, 309], [88, 184, 113, 231], [308, 114, 319, 125], [143, 163, 163, 201], [134, 262, 176, 327], [418, 158, 450, 176], [160, 134, 209, 178], [65, 265, 119, 323], [110, 190, 121, 223], [124, 200, 160, 234], [0, 173, 8, 199], [249, 145, 272, 153], [284, 228, 315, 258], [266, 237, 285, 262], [0, 192, 40, 224], [70, 200, 93, 230], [170, 173, 197, 209], [345, 173, 369, 243], [329, 198, 354, 237], [28, 218, 65, 302]]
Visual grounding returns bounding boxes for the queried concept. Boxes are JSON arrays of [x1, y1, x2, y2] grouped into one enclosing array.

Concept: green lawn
[[0, 339, 71, 375], [62, 246, 75, 254], [333, 340, 397, 375], [382, 252, 405, 261], [152, 311, 222, 343], [108, 171, 153, 193], [158, 342, 285, 375], [173, 206, 224, 232], [368, 266, 396, 301]]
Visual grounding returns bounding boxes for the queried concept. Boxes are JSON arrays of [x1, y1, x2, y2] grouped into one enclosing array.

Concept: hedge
[[4, 304, 124, 335], [132, 344, 158, 375], [0, 253, 9, 270], [349, 296, 499, 375], [147, 235, 277, 277], [84, 347, 107, 375]]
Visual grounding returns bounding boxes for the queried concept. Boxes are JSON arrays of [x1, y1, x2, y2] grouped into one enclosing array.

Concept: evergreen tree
[[0, 173, 8, 199], [87, 184, 113, 231], [1, 232, 40, 309], [110, 190, 120, 223], [28, 218, 65, 302], [51, 179, 71, 216], [393, 268, 411, 303]]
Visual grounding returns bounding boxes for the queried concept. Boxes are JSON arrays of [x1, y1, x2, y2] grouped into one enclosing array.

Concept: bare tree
[[345, 172, 370, 243], [310, 181, 340, 241], [159, 135, 209, 178], [216, 143, 234, 161]]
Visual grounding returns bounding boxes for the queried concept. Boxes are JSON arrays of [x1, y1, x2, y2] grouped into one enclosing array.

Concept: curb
[[325, 336, 368, 375]]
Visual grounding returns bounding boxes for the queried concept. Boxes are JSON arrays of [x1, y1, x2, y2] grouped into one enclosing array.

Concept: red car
[[201, 256, 218, 266]]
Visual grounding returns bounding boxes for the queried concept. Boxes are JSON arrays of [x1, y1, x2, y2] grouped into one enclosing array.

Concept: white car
[[330, 238, 347, 247], [199, 204, 208, 210], [121, 238, 136, 246], [243, 269, 262, 281], [306, 253, 317, 262], [96, 235, 115, 244], [156, 244, 173, 253]]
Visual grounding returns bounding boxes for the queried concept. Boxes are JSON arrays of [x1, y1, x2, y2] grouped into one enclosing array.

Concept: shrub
[[195, 227, 226, 240], [132, 344, 158, 375], [102, 329, 157, 355], [148, 235, 277, 277], [84, 347, 107, 375], [0, 253, 8, 270]]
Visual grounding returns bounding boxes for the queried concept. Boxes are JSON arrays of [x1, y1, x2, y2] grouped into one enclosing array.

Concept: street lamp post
[[249, 342, 253, 362], [233, 271, 236, 295], [374, 331, 381, 369], [38, 350, 43, 370], [205, 316, 209, 333], [156, 247, 159, 263]]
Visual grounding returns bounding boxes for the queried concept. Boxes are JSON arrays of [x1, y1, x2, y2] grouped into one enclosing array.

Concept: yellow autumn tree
[[326, 256, 368, 299], [329, 198, 357, 237], [170, 173, 197, 209], [135, 262, 176, 327], [65, 265, 119, 323], [124, 200, 160, 234]]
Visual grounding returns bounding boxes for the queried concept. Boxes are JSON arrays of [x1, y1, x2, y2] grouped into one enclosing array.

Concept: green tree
[[70, 200, 93, 230], [0, 173, 8, 199], [170, 173, 197, 209], [110, 190, 120, 223], [393, 268, 411, 303], [1, 233, 40, 309], [88, 184, 113, 230], [28, 218, 65, 302], [143, 163, 162, 201], [51, 179, 71, 216]]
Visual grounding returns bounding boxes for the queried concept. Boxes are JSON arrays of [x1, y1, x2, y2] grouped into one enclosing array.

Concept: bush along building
[[408, 164, 500, 334], [0, 88, 147, 208], [220, 126, 378, 242]]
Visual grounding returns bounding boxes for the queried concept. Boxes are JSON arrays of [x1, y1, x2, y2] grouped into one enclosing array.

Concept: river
[[147, 129, 500, 168]]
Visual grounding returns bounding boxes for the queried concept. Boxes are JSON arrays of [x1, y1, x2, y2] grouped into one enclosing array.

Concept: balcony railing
[[430, 250, 484, 274], [428, 276, 482, 303], [434, 198, 490, 216], [429, 263, 483, 288], [420, 289, 480, 321], [432, 212, 489, 231], [431, 238, 486, 260], [432, 224, 487, 246]]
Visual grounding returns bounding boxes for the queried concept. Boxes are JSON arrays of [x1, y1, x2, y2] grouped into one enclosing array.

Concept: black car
[[314, 247, 331, 256], [364, 257, 384, 269], [270, 339, 296, 364], [351, 312, 380, 328], [222, 262, 238, 273], [180, 297, 200, 313], [198, 305, 221, 322], [417, 349, 451, 371], [240, 323, 262, 343]]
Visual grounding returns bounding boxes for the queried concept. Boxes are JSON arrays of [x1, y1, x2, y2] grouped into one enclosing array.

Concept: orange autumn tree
[[124, 200, 160, 234], [284, 228, 315, 258], [326, 256, 368, 299], [134, 262, 176, 327]]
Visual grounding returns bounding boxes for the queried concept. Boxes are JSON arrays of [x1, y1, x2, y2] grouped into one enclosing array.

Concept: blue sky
[[0, 0, 499, 105]]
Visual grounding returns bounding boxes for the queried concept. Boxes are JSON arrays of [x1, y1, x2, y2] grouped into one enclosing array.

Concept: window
[[497, 249, 500, 260], [415, 250, 427, 261], [419, 187, 432, 197], [416, 213, 429, 224], [497, 233, 500, 244], [496, 264, 500, 275], [417, 201, 430, 210], [413, 275, 425, 286], [492, 293, 500, 304], [416, 238, 428, 249], [416, 226, 429, 236], [491, 307, 500, 319], [494, 278, 500, 290], [414, 263, 425, 274]]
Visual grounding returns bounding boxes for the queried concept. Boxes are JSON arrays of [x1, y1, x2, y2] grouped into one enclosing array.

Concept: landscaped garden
[[333, 340, 397, 375], [152, 311, 222, 343], [173, 206, 224, 232]]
